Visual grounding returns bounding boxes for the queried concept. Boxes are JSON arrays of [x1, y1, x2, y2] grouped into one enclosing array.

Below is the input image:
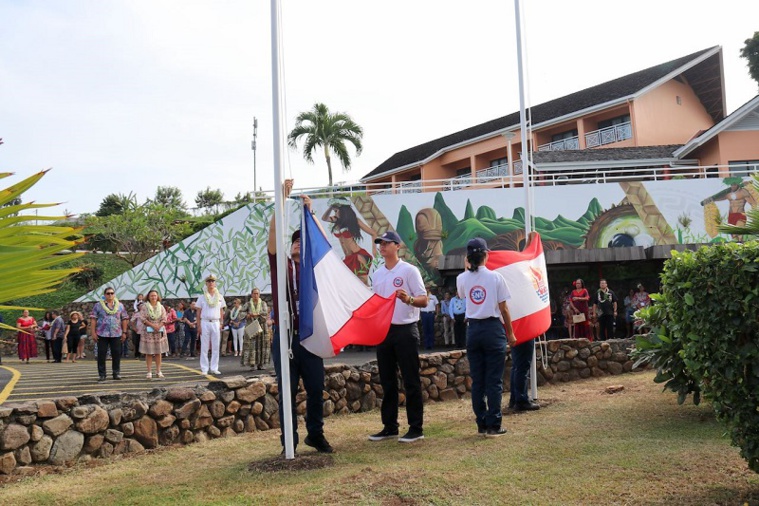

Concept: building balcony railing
[[585, 121, 632, 148], [445, 173, 472, 191], [537, 136, 580, 152], [287, 164, 750, 199]]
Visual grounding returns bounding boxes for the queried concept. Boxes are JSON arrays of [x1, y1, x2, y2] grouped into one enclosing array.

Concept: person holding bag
[[569, 278, 591, 340]]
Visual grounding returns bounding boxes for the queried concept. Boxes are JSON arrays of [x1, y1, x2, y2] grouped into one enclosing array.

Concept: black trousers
[[599, 314, 615, 341], [51, 338, 64, 363], [453, 314, 467, 348], [97, 336, 122, 378], [272, 330, 325, 447], [376, 323, 423, 432]]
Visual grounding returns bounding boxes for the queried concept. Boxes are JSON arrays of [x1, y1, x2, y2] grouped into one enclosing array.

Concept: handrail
[[240, 163, 754, 201]]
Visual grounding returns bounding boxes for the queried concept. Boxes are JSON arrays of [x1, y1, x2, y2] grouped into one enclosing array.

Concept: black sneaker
[[304, 435, 334, 454], [113, 374, 122, 380], [485, 428, 507, 438], [477, 426, 486, 436], [398, 429, 424, 443], [368, 428, 399, 441], [98, 376, 106, 382], [513, 402, 540, 412]]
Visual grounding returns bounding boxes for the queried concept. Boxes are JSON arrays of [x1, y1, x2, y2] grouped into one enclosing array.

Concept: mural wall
[[78, 177, 757, 301]]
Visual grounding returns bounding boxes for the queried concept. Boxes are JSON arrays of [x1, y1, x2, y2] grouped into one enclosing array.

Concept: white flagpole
[[513, 0, 539, 401], [270, 0, 295, 459]]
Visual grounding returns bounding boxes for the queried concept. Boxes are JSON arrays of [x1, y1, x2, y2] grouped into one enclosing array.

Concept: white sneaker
[[210, 370, 221, 375]]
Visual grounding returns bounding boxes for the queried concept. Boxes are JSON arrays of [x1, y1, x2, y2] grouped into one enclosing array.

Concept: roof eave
[[673, 94, 759, 158]]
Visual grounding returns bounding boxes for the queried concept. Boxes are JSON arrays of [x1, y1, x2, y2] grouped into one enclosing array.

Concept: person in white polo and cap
[[196, 274, 226, 375]]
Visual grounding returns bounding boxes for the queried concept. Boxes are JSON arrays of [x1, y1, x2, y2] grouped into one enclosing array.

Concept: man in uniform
[[196, 274, 226, 375]]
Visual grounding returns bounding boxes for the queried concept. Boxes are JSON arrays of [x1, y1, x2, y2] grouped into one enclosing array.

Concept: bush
[[641, 242, 759, 472], [631, 294, 701, 405]]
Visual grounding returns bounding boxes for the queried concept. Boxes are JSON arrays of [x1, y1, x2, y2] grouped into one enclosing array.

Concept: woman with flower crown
[[139, 289, 169, 379]]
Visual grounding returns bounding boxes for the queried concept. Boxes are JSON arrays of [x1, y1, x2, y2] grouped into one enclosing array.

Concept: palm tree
[[287, 103, 363, 187]]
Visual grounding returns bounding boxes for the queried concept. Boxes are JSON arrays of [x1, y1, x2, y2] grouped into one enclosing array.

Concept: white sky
[[1, 0, 757, 215]]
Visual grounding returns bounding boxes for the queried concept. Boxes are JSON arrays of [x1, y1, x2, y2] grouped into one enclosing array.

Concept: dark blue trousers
[[467, 318, 507, 430], [272, 330, 325, 447], [509, 339, 535, 406], [421, 312, 436, 349]]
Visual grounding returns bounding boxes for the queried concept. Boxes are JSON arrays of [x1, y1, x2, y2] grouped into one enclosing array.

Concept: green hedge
[[637, 242, 759, 472]]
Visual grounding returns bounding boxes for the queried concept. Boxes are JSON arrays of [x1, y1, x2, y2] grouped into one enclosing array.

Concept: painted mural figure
[[701, 177, 757, 239], [321, 197, 376, 284]]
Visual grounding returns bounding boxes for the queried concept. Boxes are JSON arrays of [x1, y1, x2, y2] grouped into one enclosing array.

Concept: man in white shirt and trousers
[[196, 274, 226, 375]]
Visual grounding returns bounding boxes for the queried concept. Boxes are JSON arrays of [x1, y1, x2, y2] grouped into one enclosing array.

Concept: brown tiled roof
[[364, 47, 721, 181], [533, 145, 683, 164]]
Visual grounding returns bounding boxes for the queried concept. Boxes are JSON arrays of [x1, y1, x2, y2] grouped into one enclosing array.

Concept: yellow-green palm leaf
[[0, 170, 83, 331]]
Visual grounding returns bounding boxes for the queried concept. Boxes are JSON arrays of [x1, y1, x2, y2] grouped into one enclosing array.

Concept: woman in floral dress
[[139, 289, 169, 379]]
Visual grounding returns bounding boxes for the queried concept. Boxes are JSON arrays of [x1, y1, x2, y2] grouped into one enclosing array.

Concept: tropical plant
[[740, 31, 759, 88], [635, 243, 759, 472], [0, 170, 83, 331], [287, 102, 363, 187], [85, 203, 193, 267], [95, 192, 138, 217], [718, 173, 759, 237]]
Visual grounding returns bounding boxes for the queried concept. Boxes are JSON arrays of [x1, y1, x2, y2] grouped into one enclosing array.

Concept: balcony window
[[539, 129, 579, 151], [598, 114, 630, 130], [729, 160, 759, 178]]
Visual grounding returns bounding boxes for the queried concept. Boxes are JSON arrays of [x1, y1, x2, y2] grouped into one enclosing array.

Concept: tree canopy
[[287, 102, 363, 187], [151, 186, 187, 212], [740, 31, 759, 88], [195, 187, 224, 214], [95, 192, 137, 217]]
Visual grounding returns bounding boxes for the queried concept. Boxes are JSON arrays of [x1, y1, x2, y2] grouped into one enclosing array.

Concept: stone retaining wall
[[0, 339, 638, 474]]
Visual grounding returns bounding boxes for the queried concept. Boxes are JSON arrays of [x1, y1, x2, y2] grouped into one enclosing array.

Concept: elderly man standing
[[89, 287, 129, 382], [196, 274, 226, 376], [50, 310, 66, 363]]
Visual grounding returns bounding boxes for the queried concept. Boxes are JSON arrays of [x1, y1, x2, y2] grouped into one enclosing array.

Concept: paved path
[[0, 349, 381, 405]]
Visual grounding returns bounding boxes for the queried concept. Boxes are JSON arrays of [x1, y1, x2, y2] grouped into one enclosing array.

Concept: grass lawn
[[1, 370, 757, 505]]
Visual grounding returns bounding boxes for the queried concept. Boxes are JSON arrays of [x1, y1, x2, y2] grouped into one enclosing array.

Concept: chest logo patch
[[393, 277, 403, 288]]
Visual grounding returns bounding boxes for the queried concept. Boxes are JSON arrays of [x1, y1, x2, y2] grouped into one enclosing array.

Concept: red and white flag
[[486, 234, 551, 345]]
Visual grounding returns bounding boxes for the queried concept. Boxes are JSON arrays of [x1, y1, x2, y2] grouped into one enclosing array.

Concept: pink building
[[362, 46, 759, 192]]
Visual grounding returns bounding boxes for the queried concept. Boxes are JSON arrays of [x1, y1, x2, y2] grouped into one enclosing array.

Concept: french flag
[[299, 210, 395, 358], [486, 233, 551, 345]]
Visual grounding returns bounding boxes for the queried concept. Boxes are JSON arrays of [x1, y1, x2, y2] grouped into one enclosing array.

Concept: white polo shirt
[[422, 294, 439, 313], [195, 291, 227, 321], [456, 266, 511, 320], [371, 260, 426, 325]]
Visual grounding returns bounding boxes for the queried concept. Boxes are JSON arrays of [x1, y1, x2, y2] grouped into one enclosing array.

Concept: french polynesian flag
[[486, 233, 551, 345], [299, 210, 395, 358]]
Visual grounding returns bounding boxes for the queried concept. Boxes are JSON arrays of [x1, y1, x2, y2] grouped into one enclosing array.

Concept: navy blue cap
[[374, 230, 402, 244], [467, 237, 489, 253]]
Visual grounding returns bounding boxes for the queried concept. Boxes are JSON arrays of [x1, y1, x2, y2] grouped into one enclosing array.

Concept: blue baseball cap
[[467, 237, 489, 253], [374, 230, 402, 244]]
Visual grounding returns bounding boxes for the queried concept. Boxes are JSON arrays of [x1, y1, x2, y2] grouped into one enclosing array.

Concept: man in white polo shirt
[[369, 231, 428, 443], [196, 274, 226, 375]]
